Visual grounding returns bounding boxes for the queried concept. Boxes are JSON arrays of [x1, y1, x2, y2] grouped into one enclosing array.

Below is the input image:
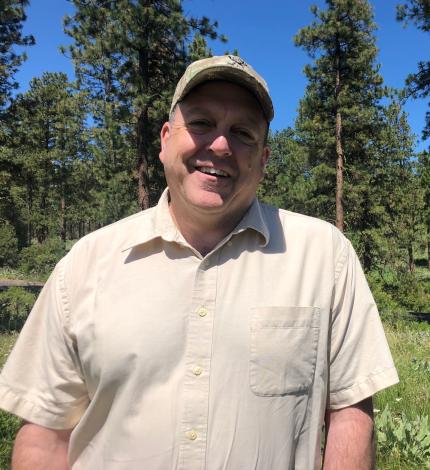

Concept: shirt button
[[198, 307, 208, 317], [201, 259, 209, 268], [193, 366, 203, 376], [186, 430, 198, 440], [227, 241, 233, 247]]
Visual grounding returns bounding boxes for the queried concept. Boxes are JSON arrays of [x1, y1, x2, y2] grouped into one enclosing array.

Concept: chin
[[191, 195, 226, 211]]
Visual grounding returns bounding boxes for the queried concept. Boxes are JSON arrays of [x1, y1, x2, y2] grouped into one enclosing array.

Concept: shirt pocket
[[250, 306, 320, 396]]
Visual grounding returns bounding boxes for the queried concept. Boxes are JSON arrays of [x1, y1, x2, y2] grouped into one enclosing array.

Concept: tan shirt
[[0, 190, 398, 469]]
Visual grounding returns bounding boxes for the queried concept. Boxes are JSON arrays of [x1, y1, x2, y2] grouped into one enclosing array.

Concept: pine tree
[[7, 72, 88, 244], [295, 0, 385, 232], [0, 0, 34, 110], [397, 0, 430, 138], [258, 128, 310, 214], [188, 32, 212, 62], [417, 150, 430, 269], [63, 0, 226, 210], [371, 97, 424, 273]]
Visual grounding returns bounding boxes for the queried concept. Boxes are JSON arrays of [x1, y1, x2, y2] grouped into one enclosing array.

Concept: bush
[[0, 287, 36, 331], [366, 271, 406, 315], [0, 410, 20, 469], [376, 405, 430, 468], [0, 222, 18, 268], [394, 272, 430, 313], [18, 238, 65, 276], [367, 270, 430, 315]]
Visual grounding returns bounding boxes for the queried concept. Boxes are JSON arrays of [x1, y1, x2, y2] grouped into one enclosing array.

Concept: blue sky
[[15, 0, 429, 152]]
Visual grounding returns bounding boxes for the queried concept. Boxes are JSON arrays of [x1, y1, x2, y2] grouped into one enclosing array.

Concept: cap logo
[[228, 55, 247, 69]]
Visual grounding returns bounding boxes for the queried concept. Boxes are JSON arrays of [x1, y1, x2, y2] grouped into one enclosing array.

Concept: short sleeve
[[328, 239, 399, 409], [0, 258, 89, 429]]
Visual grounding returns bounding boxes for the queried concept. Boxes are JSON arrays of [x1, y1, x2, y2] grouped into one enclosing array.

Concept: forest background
[[0, 0, 430, 469], [1, 0, 430, 310]]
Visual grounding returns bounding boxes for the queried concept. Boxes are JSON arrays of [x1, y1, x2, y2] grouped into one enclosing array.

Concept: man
[[0, 55, 398, 469]]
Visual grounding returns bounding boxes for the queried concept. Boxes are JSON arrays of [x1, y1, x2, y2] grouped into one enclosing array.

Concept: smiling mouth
[[196, 166, 229, 177]]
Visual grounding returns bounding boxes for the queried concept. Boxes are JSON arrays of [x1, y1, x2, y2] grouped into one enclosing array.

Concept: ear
[[262, 145, 270, 167], [259, 145, 270, 179], [159, 122, 171, 163]]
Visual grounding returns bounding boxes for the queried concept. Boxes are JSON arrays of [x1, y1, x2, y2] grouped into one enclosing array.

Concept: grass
[[0, 266, 45, 282], [0, 320, 429, 468], [374, 318, 430, 469], [0, 332, 19, 469], [375, 319, 430, 418]]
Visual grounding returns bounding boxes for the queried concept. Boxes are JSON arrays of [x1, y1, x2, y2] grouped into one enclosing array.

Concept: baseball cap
[[170, 55, 274, 122]]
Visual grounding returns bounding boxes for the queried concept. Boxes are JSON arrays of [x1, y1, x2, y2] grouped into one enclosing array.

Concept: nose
[[208, 134, 232, 158]]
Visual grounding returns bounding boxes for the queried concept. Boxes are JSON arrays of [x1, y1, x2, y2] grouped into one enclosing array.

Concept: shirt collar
[[122, 188, 270, 251], [121, 189, 178, 251], [230, 197, 270, 247]]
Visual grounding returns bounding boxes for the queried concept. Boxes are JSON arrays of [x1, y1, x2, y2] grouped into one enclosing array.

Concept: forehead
[[178, 80, 266, 124]]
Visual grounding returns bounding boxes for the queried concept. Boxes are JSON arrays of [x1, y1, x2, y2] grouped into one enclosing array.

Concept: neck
[[168, 203, 245, 257]]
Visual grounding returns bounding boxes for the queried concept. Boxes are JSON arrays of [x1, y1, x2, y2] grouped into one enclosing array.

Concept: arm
[[12, 422, 72, 470], [323, 397, 375, 470]]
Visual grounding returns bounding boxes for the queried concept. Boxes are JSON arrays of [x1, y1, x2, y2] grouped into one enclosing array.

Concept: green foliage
[[258, 128, 311, 213], [18, 239, 65, 276], [0, 410, 20, 469], [0, 332, 20, 468], [367, 269, 430, 314], [294, 0, 388, 236], [0, 0, 34, 111], [376, 405, 430, 468], [3, 72, 90, 245], [63, 0, 226, 209], [397, 0, 430, 138], [188, 32, 213, 61], [0, 220, 18, 267], [375, 322, 430, 419], [367, 271, 407, 315], [0, 287, 35, 331], [397, 0, 430, 31], [395, 271, 430, 311], [411, 357, 430, 374]]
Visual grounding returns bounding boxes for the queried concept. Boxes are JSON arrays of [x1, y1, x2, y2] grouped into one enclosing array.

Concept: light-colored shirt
[[0, 190, 398, 470]]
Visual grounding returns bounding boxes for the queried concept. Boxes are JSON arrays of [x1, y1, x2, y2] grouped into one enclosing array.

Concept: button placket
[[178, 255, 219, 470]]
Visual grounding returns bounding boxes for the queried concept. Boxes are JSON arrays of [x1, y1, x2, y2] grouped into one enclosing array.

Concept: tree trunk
[[27, 181, 33, 246], [60, 195, 66, 243], [408, 243, 414, 273], [137, 106, 151, 210], [335, 63, 344, 232], [136, 21, 152, 211]]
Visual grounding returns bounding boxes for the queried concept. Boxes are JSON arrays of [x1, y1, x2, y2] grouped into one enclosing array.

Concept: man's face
[[159, 81, 270, 222]]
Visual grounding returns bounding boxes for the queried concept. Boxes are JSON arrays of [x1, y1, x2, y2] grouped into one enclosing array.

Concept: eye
[[187, 119, 212, 133], [232, 127, 256, 144]]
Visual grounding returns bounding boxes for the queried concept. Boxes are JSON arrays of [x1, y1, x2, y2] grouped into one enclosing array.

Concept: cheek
[[240, 151, 265, 173]]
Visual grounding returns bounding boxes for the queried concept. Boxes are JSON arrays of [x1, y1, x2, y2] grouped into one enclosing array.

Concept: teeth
[[198, 167, 228, 177]]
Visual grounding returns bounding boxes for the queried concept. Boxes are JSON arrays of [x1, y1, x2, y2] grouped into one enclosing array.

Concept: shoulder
[[72, 206, 156, 255], [58, 207, 157, 282], [259, 201, 349, 252]]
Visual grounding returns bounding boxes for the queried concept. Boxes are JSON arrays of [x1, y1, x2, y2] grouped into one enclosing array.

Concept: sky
[[14, 0, 430, 153]]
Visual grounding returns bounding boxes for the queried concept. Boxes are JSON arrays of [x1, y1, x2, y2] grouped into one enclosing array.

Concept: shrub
[[367, 270, 430, 315], [0, 410, 20, 469], [366, 271, 406, 315], [0, 222, 18, 268], [376, 405, 430, 468], [394, 272, 430, 313], [0, 287, 36, 331], [18, 238, 65, 276]]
